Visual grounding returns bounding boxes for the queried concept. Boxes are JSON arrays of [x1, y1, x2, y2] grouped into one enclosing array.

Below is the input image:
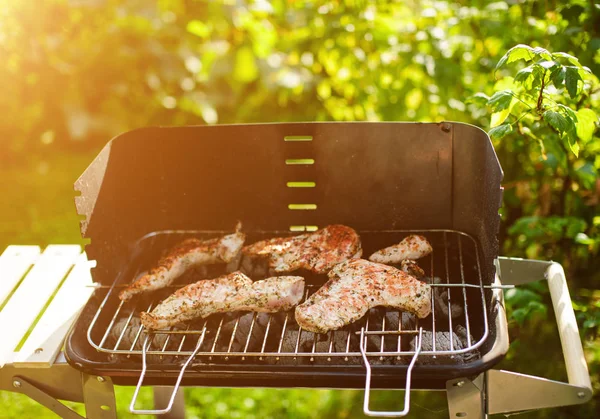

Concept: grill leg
[[82, 374, 117, 419], [446, 376, 486, 419], [154, 386, 185, 418], [10, 375, 84, 419]]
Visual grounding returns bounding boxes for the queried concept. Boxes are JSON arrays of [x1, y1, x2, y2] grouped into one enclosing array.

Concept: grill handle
[[359, 327, 423, 418], [497, 257, 592, 391], [129, 331, 205, 415], [545, 263, 592, 390]]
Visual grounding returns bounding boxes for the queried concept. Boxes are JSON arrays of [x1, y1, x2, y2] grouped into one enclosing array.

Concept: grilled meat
[[242, 225, 362, 274], [295, 259, 431, 334], [119, 224, 246, 301], [369, 235, 432, 264], [400, 259, 426, 279], [140, 272, 304, 329]]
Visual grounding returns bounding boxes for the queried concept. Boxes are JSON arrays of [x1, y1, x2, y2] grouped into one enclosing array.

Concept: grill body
[[66, 122, 507, 388]]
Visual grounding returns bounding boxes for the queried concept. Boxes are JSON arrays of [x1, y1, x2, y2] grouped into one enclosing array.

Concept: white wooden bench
[[0, 245, 184, 418]]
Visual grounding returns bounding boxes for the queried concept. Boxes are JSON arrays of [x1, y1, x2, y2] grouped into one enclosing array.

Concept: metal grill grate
[[86, 230, 488, 361]]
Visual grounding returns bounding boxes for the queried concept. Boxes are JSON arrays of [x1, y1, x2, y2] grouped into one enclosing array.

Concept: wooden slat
[[0, 245, 81, 367], [0, 246, 41, 306], [14, 252, 94, 367]]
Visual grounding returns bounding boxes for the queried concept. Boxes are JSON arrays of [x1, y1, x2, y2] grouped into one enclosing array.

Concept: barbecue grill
[[0, 122, 592, 418]]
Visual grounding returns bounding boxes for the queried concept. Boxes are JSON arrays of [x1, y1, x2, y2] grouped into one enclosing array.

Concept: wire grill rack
[[86, 230, 489, 362]]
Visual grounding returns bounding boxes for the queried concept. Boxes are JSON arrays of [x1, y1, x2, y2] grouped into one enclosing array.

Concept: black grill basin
[[65, 122, 507, 388]]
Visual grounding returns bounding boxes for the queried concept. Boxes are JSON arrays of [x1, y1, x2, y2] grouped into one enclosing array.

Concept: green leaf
[[538, 60, 558, 69], [511, 308, 529, 325], [557, 104, 577, 122], [545, 108, 580, 157], [567, 138, 580, 156], [466, 92, 490, 106], [564, 113, 580, 157], [505, 288, 542, 305], [495, 44, 534, 71], [527, 300, 548, 316], [510, 301, 547, 326], [550, 66, 566, 88], [489, 123, 513, 140], [543, 110, 568, 133], [532, 46, 552, 60], [575, 233, 595, 246], [574, 162, 597, 189], [507, 45, 535, 63], [565, 66, 581, 98], [563, 113, 578, 136], [487, 90, 513, 112], [495, 52, 510, 71], [575, 108, 598, 142], [491, 108, 512, 127], [514, 66, 534, 83], [553, 51, 582, 67], [583, 317, 598, 329], [494, 76, 517, 91], [233, 46, 259, 83], [565, 218, 587, 238], [562, 129, 580, 156]]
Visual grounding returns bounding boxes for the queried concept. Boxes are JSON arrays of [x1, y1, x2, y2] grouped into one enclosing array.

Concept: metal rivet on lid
[[578, 391, 586, 399], [13, 380, 21, 388], [97, 376, 105, 382]]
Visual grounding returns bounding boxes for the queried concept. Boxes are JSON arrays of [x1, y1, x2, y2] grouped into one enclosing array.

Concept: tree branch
[[537, 70, 547, 113]]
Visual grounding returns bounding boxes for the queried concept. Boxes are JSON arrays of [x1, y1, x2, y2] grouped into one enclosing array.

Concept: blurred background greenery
[[0, 0, 599, 417]]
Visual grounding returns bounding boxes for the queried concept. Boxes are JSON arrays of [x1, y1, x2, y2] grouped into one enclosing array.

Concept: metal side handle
[[130, 330, 205, 415], [489, 258, 593, 414], [359, 327, 423, 417], [545, 263, 592, 390]]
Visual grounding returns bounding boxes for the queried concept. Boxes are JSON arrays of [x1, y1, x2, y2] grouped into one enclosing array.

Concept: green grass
[[0, 386, 453, 418]]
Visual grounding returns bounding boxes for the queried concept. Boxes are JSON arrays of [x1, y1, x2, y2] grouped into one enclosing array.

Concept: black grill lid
[[74, 122, 503, 286]]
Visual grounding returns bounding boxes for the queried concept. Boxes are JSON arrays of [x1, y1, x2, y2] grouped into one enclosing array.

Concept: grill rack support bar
[[360, 327, 423, 417]]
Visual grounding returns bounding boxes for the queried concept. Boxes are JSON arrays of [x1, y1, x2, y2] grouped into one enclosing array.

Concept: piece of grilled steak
[[369, 235, 432, 264], [140, 272, 304, 329], [119, 224, 245, 301], [295, 259, 431, 334], [242, 225, 362, 274]]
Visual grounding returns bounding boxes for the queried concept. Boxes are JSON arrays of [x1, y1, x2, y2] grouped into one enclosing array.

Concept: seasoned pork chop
[[242, 225, 362, 274], [119, 225, 245, 301], [369, 235, 432, 264], [295, 259, 431, 334], [400, 259, 426, 279], [140, 272, 304, 329]]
